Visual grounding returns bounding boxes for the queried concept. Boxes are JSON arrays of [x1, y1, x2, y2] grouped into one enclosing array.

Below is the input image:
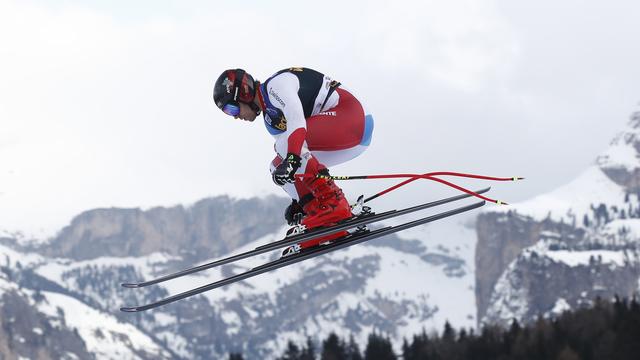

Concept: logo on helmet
[[222, 78, 234, 94]]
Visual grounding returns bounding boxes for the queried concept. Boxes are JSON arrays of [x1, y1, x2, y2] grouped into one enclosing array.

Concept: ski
[[121, 188, 490, 289], [120, 200, 485, 312]]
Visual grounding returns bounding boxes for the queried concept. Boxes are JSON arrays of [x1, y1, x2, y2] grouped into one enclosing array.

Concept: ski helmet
[[213, 69, 258, 117]]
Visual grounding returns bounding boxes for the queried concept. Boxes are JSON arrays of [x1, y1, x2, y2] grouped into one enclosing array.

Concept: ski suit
[[257, 67, 374, 202]]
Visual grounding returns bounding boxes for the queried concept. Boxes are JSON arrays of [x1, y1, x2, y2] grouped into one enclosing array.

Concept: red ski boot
[[281, 174, 352, 257]]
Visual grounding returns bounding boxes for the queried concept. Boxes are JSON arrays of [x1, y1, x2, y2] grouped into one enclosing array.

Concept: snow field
[[2, 201, 483, 358], [35, 290, 170, 360], [487, 166, 629, 224]]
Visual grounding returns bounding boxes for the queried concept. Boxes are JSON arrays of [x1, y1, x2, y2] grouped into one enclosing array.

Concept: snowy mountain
[[476, 110, 640, 327], [0, 244, 172, 359], [12, 105, 640, 357], [0, 194, 482, 359]]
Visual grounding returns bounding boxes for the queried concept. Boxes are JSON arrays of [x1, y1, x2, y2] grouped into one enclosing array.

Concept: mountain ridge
[[476, 109, 640, 326]]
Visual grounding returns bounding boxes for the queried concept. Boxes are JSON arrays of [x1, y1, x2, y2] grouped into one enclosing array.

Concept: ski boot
[[284, 198, 306, 226], [281, 172, 352, 257]]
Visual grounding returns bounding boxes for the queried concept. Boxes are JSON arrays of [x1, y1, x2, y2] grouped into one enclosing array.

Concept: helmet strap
[[233, 69, 246, 102], [249, 101, 261, 115], [235, 71, 259, 115]]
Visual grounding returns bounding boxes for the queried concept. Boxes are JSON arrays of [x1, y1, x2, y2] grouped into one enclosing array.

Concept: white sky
[[1, 0, 640, 239]]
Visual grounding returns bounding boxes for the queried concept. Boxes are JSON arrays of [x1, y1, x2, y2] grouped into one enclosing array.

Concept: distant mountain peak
[[596, 110, 640, 192], [476, 108, 640, 327]]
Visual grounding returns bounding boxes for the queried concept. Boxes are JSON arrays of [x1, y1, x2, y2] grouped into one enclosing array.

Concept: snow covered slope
[[0, 244, 173, 359], [6, 205, 480, 358], [477, 110, 640, 326], [489, 165, 631, 224], [0, 193, 483, 359]]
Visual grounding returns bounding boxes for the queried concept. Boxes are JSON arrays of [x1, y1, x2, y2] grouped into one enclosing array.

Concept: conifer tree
[[345, 335, 363, 360], [442, 321, 456, 342], [556, 345, 580, 360], [364, 332, 396, 360], [401, 339, 411, 360], [280, 340, 302, 360], [274, 297, 640, 360], [405, 329, 431, 360], [322, 332, 347, 360], [300, 337, 316, 360]]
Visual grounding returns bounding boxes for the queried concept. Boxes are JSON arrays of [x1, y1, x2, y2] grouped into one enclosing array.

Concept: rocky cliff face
[[476, 110, 640, 326], [475, 212, 586, 322], [39, 195, 287, 263]]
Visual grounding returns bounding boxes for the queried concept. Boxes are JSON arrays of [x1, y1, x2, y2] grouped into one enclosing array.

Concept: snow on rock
[[548, 298, 571, 317], [601, 219, 640, 245], [36, 290, 171, 360], [483, 235, 640, 326], [221, 309, 243, 336], [596, 111, 640, 172], [597, 135, 640, 172], [0, 243, 45, 269], [0, 227, 58, 247], [393, 213, 476, 271], [155, 331, 189, 359], [520, 239, 635, 268], [483, 255, 530, 325], [486, 111, 640, 226], [0, 274, 20, 295], [545, 249, 628, 268], [486, 165, 628, 224], [0, 243, 171, 359], [34, 252, 177, 287], [153, 312, 176, 327]]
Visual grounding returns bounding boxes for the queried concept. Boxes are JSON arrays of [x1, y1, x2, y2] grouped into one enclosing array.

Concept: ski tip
[[513, 176, 525, 181], [495, 200, 509, 205], [120, 306, 139, 313], [121, 283, 141, 288]]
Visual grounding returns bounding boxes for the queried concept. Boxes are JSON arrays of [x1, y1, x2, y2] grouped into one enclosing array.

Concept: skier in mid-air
[[121, 68, 511, 312], [213, 67, 374, 256]]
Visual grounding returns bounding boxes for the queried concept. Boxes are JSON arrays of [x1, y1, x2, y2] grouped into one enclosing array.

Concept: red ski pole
[[295, 171, 523, 205]]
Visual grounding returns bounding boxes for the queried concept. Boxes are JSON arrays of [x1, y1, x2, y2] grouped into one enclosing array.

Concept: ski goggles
[[222, 102, 241, 117]]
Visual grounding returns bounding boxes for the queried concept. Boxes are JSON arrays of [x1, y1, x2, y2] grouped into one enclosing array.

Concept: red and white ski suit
[[257, 67, 374, 202]]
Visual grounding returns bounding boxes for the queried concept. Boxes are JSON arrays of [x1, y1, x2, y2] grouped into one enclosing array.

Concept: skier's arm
[[266, 74, 307, 157]]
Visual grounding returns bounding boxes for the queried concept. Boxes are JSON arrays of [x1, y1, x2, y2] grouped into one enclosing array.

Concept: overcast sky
[[1, 0, 640, 239]]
